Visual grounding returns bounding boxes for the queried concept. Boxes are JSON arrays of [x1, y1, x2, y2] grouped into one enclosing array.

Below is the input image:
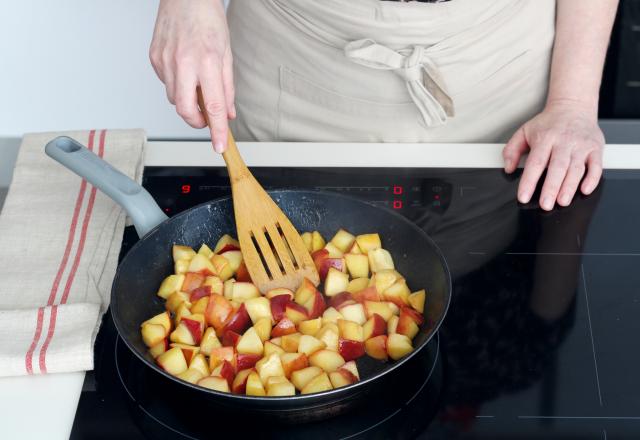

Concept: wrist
[[544, 97, 599, 119]]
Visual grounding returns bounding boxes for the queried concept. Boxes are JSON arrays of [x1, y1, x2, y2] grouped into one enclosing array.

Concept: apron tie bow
[[344, 39, 454, 127]]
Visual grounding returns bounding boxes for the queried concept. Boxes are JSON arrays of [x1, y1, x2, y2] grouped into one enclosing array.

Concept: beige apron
[[227, 0, 556, 143]]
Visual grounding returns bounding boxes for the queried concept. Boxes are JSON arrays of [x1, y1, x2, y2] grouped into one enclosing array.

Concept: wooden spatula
[[197, 89, 320, 293]]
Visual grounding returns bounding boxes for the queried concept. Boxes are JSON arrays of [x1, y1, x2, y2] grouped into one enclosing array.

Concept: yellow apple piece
[[148, 339, 168, 358], [346, 277, 370, 294], [297, 334, 326, 356], [316, 324, 339, 351], [198, 376, 230, 392], [387, 333, 414, 360], [236, 327, 264, 355], [172, 245, 196, 262], [188, 254, 217, 276], [291, 366, 323, 391], [176, 368, 204, 384], [341, 360, 360, 380], [369, 270, 398, 295], [324, 242, 344, 258], [142, 311, 172, 335], [339, 303, 367, 325], [267, 377, 296, 396], [231, 282, 260, 303], [174, 259, 190, 275], [321, 307, 344, 325], [203, 276, 224, 295], [368, 248, 394, 272], [157, 274, 186, 299], [383, 279, 411, 306], [281, 332, 302, 353], [337, 319, 364, 342], [197, 244, 214, 259], [156, 347, 188, 375], [329, 370, 357, 389], [301, 372, 333, 394], [169, 321, 196, 346], [330, 229, 356, 253], [253, 317, 272, 342], [408, 289, 426, 314], [355, 233, 381, 254], [165, 291, 191, 313], [280, 352, 309, 378], [311, 231, 326, 252], [387, 315, 399, 334], [324, 268, 350, 297], [299, 317, 322, 336], [244, 297, 273, 324], [256, 353, 286, 385], [199, 327, 222, 356], [246, 371, 266, 396], [174, 302, 191, 325], [264, 340, 285, 357], [301, 232, 313, 252], [363, 301, 394, 322], [344, 253, 369, 279], [309, 349, 346, 373], [214, 234, 240, 254], [141, 323, 166, 348], [189, 353, 210, 376], [210, 254, 233, 281]]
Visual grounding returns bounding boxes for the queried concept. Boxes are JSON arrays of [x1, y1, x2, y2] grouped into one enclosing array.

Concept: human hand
[[503, 101, 604, 211], [150, 0, 235, 153]]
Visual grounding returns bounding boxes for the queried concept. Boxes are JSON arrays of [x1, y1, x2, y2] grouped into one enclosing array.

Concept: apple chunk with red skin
[[237, 353, 262, 371], [338, 339, 365, 362], [223, 303, 251, 335], [209, 346, 236, 370], [364, 335, 388, 360], [187, 254, 216, 276], [280, 352, 309, 378], [329, 292, 352, 309], [329, 368, 358, 389], [156, 347, 188, 375], [189, 285, 211, 302], [181, 315, 205, 345], [141, 311, 171, 338], [284, 302, 308, 325], [396, 307, 423, 339], [351, 287, 381, 303], [303, 291, 326, 319], [222, 330, 241, 347], [205, 294, 234, 334], [271, 317, 298, 337], [312, 249, 346, 281], [181, 272, 205, 293], [269, 294, 291, 322], [235, 262, 251, 282], [231, 368, 254, 394], [363, 313, 386, 340]]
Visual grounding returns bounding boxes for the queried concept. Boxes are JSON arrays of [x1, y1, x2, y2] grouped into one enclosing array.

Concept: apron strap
[[344, 39, 455, 127]]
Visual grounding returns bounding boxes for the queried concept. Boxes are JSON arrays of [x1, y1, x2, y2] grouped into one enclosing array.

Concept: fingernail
[[214, 141, 225, 153], [518, 191, 530, 203], [504, 159, 512, 171], [542, 196, 553, 210]]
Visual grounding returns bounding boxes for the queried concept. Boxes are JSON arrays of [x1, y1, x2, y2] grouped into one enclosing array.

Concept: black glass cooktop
[[71, 166, 640, 440]]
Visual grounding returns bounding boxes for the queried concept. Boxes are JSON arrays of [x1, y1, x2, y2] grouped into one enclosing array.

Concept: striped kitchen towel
[[0, 129, 145, 376]]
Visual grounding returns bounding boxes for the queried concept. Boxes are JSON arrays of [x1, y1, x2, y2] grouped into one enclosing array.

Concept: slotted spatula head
[[197, 89, 320, 292]]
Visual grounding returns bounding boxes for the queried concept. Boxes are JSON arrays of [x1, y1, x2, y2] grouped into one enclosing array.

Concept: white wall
[[0, 0, 215, 139]]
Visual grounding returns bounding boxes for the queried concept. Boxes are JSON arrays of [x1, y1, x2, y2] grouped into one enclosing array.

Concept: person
[[149, 0, 618, 211]]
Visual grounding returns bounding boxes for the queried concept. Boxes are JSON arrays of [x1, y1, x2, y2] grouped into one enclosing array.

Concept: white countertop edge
[[0, 371, 84, 440], [145, 141, 640, 169]]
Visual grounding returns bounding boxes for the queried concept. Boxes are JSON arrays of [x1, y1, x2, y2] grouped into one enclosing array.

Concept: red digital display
[[393, 200, 403, 209], [181, 184, 191, 194], [393, 185, 404, 195]]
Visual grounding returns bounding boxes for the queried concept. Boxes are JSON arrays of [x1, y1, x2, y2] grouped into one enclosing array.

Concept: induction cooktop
[[70, 166, 640, 440]]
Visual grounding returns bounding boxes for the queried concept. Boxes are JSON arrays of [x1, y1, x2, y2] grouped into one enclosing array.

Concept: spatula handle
[[197, 87, 250, 183]]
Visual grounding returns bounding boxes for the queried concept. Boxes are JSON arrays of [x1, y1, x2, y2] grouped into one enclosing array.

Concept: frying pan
[[45, 136, 451, 422]]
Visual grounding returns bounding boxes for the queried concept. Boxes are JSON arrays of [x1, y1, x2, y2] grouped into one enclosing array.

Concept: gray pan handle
[[45, 136, 168, 238]]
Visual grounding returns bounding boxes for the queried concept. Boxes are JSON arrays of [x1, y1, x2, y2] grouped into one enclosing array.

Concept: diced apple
[[337, 319, 364, 342], [330, 229, 356, 253], [325, 268, 350, 297], [214, 234, 240, 254], [396, 308, 422, 339], [345, 253, 369, 279], [223, 303, 251, 336], [232, 368, 253, 394], [253, 317, 272, 342], [174, 259, 190, 275], [266, 288, 294, 301], [338, 339, 365, 362], [212, 360, 236, 388], [322, 307, 344, 325], [368, 248, 394, 272], [364, 301, 394, 321], [365, 335, 388, 360], [201, 275, 223, 295], [284, 302, 308, 325], [267, 378, 296, 396], [181, 315, 205, 344], [244, 297, 273, 324], [387, 333, 414, 360], [329, 292, 352, 309], [297, 334, 326, 356], [229, 283, 258, 304], [176, 368, 204, 384], [269, 337, 282, 346], [281, 332, 302, 353], [142, 311, 172, 336], [198, 376, 230, 392], [348, 241, 363, 254], [190, 296, 209, 315], [157, 274, 186, 299], [312, 249, 346, 281], [189, 286, 211, 303], [187, 254, 216, 276], [170, 321, 196, 345], [236, 327, 264, 355], [200, 327, 222, 355], [256, 353, 286, 385], [142, 323, 167, 348], [329, 369, 358, 389], [280, 352, 309, 378], [148, 338, 169, 358], [339, 303, 367, 325], [369, 270, 398, 295], [170, 343, 200, 364], [301, 372, 333, 394], [172, 245, 196, 262], [222, 330, 241, 347], [235, 262, 251, 282], [351, 287, 382, 303], [221, 279, 235, 301], [387, 315, 399, 334], [291, 366, 323, 391], [156, 347, 188, 375], [363, 313, 387, 340], [383, 280, 411, 307], [355, 233, 381, 254], [197, 244, 214, 259], [294, 278, 317, 305], [205, 294, 234, 333], [165, 291, 191, 313], [347, 277, 369, 294], [324, 242, 344, 258], [311, 231, 326, 252], [309, 349, 346, 373], [244, 371, 265, 396], [237, 353, 262, 371], [220, 250, 243, 274], [264, 340, 285, 357], [341, 360, 360, 380], [208, 346, 235, 370], [210, 254, 233, 281], [174, 302, 191, 325], [270, 294, 291, 322], [299, 317, 322, 336], [301, 231, 313, 252], [316, 324, 339, 351], [271, 317, 298, 337], [189, 353, 210, 376], [408, 289, 426, 314], [303, 291, 326, 319]]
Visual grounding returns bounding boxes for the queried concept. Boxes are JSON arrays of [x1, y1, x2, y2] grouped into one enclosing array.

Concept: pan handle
[[45, 136, 168, 237]]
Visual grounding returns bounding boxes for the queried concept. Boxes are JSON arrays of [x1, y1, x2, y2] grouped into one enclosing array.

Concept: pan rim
[[111, 189, 452, 402]]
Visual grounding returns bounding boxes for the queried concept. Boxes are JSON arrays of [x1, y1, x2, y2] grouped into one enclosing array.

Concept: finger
[[164, 70, 176, 105], [175, 69, 206, 128], [539, 148, 571, 211], [518, 140, 553, 204], [581, 151, 603, 195], [557, 158, 586, 207], [199, 66, 229, 153], [503, 127, 528, 173], [222, 49, 236, 119]]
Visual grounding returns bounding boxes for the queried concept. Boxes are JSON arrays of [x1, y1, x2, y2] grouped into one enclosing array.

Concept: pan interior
[[112, 191, 450, 392]]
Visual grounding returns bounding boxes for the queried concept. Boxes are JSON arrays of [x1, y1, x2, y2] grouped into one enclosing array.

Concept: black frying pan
[[45, 136, 451, 422]]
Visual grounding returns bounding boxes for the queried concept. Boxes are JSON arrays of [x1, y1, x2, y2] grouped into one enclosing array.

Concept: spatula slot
[[263, 227, 284, 272], [276, 223, 300, 271], [250, 231, 277, 281]]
